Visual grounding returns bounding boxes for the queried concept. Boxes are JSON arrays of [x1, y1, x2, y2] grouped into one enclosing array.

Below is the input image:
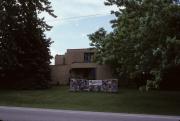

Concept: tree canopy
[[0, 0, 56, 89], [89, 0, 180, 90]]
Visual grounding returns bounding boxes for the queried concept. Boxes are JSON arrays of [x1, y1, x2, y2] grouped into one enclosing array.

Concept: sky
[[43, 0, 117, 64]]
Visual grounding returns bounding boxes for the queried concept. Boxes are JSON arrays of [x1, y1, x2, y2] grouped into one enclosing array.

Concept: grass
[[0, 86, 180, 115]]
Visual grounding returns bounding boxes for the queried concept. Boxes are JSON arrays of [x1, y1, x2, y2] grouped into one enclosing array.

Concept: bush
[[132, 71, 154, 88], [139, 86, 146, 92]]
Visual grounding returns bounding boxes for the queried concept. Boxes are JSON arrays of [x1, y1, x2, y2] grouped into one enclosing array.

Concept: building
[[51, 48, 113, 85]]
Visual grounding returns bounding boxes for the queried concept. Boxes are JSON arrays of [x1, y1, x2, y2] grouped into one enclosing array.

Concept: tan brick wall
[[51, 48, 114, 85], [66, 51, 84, 64], [65, 48, 95, 64], [55, 55, 64, 65], [50, 65, 70, 85]]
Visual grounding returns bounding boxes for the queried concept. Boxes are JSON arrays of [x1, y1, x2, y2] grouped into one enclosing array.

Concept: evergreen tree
[[0, 0, 56, 89]]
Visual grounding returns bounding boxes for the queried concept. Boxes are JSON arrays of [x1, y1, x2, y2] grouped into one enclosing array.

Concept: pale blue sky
[[43, 0, 117, 64]]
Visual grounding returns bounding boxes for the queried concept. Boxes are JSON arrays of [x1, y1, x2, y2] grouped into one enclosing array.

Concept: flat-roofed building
[[51, 48, 113, 85]]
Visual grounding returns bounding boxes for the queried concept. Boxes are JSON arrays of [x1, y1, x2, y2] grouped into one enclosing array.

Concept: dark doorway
[[70, 68, 96, 80]]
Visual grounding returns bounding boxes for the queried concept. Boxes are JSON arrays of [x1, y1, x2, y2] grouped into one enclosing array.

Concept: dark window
[[84, 52, 94, 63]]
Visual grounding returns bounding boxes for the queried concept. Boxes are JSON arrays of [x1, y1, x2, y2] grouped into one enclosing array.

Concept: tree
[[89, 0, 180, 90], [0, 0, 56, 89]]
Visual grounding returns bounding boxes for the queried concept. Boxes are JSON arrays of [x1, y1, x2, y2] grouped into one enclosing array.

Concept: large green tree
[[89, 0, 180, 90], [0, 0, 56, 89]]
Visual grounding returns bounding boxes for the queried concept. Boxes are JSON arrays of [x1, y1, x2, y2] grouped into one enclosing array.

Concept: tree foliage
[[0, 0, 56, 89], [89, 0, 180, 90]]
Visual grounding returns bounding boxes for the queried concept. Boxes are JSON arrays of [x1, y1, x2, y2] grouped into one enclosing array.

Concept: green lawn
[[0, 86, 180, 115]]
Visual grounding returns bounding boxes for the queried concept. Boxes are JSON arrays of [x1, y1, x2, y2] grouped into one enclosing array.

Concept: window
[[84, 52, 94, 63]]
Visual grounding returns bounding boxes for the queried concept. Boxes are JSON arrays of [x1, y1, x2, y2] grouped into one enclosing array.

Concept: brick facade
[[51, 48, 113, 85]]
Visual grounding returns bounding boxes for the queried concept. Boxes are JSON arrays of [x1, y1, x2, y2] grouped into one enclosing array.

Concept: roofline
[[67, 48, 95, 51]]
